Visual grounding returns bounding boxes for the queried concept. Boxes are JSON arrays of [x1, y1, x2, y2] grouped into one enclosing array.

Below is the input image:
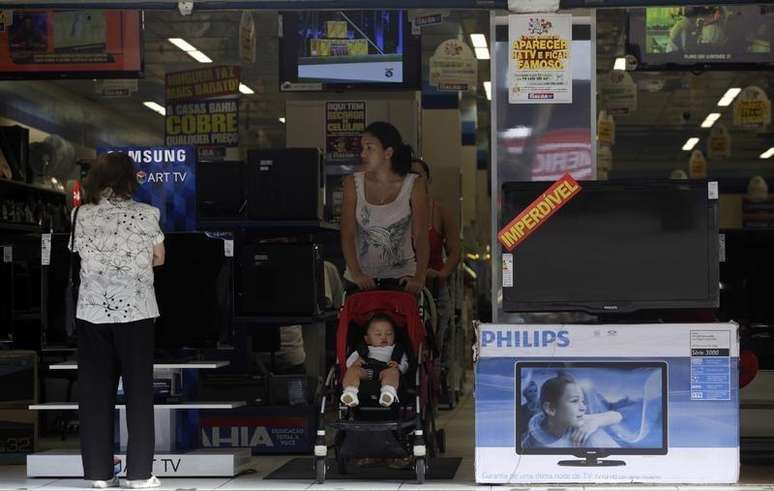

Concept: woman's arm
[[571, 411, 622, 446], [152, 242, 165, 267], [341, 176, 374, 289], [438, 204, 461, 279], [405, 176, 429, 293]]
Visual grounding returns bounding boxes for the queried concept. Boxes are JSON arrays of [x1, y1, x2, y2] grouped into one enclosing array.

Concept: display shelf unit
[[0, 179, 68, 233], [26, 360, 250, 478], [198, 219, 339, 233]]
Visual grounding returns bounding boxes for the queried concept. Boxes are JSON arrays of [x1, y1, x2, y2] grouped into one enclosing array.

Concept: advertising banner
[[96, 146, 197, 232], [733, 85, 771, 129], [508, 13, 572, 104], [325, 101, 366, 163], [429, 38, 478, 92]]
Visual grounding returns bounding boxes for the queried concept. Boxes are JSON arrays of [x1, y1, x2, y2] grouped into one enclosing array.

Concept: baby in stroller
[[340, 313, 409, 408]]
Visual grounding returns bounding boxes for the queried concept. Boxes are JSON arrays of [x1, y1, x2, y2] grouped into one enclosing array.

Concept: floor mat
[[264, 457, 462, 480]]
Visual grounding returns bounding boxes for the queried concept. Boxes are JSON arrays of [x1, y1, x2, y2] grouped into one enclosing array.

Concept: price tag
[[708, 181, 719, 200], [690, 330, 731, 401], [502, 253, 513, 288], [41, 234, 52, 266], [224, 239, 234, 258], [2, 245, 11, 263]]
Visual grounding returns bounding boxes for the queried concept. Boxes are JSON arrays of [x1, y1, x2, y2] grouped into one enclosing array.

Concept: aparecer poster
[[164, 66, 240, 151], [326, 101, 366, 163], [508, 14, 572, 104]]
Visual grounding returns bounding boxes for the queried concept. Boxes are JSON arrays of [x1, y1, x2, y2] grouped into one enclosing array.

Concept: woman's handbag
[[64, 206, 81, 337]]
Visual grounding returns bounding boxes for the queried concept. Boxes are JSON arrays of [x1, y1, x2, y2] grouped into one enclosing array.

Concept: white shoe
[[91, 477, 119, 488], [340, 386, 359, 407], [122, 475, 160, 489], [379, 385, 398, 407]]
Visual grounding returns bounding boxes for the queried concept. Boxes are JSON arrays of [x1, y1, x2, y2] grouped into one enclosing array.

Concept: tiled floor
[[1, 391, 772, 490]]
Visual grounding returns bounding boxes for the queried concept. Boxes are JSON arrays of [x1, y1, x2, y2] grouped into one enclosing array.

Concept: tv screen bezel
[[500, 179, 720, 314], [0, 9, 144, 81], [514, 360, 669, 458], [626, 7, 774, 72], [278, 9, 421, 91]]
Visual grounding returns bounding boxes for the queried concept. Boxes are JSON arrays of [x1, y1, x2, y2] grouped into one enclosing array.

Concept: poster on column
[[508, 14, 572, 104], [96, 146, 197, 232], [164, 66, 240, 156], [326, 101, 366, 164]]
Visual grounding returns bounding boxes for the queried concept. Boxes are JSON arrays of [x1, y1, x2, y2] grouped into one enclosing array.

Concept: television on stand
[[500, 180, 720, 314], [515, 361, 668, 467]]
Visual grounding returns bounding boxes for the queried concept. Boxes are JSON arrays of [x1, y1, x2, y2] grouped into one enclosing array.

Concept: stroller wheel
[[415, 457, 426, 484], [315, 456, 326, 483]]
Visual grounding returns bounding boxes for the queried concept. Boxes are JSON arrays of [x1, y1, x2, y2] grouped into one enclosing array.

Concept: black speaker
[[246, 148, 324, 221], [197, 161, 246, 221], [235, 242, 324, 316]]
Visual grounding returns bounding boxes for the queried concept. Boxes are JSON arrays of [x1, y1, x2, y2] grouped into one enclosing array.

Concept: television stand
[[557, 457, 626, 467]]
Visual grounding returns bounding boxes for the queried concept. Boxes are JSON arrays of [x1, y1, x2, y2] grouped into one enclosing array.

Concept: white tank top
[[345, 172, 417, 280]]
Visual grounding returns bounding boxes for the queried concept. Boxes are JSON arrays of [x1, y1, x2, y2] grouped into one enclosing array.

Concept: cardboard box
[[475, 323, 739, 484]]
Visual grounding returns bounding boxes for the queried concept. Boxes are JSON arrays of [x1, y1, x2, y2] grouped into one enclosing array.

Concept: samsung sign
[[480, 329, 569, 348]]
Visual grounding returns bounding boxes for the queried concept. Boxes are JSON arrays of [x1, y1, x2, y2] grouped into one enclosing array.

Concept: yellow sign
[[707, 124, 731, 160], [733, 86, 771, 129], [689, 150, 707, 179], [597, 111, 615, 147], [326, 21, 347, 39]]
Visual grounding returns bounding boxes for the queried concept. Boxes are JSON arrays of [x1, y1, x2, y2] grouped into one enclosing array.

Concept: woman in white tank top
[[341, 122, 429, 294]]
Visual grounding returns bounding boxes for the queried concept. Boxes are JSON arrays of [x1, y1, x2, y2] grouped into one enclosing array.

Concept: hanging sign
[[409, 9, 449, 30], [326, 101, 366, 163], [689, 149, 707, 179], [96, 79, 137, 98], [597, 144, 613, 173], [0, 10, 12, 32], [600, 71, 637, 116], [429, 38, 478, 92], [707, 124, 731, 160], [508, 13, 572, 104], [239, 11, 256, 65], [497, 173, 581, 251], [597, 111, 615, 147], [733, 86, 771, 129]]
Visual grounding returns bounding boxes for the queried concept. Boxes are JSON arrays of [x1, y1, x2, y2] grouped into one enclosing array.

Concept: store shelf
[[0, 223, 42, 233], [198, 219, 339, 233], [49, 360, 231, 370], [29, 401, 246, 410], [741, 400, 774, 410], [234, 310, 338, 325]]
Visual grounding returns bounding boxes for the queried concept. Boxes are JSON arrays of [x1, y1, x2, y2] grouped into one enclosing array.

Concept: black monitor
[[279, 10, 420, 91], [515, 361, 668, 467], [196, 161, 246, 222], [500, 180, 719, 313], [627, 6, 774, 71]]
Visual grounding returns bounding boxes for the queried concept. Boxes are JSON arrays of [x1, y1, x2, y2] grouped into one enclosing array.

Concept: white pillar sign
[[508, 13, 572, 104]]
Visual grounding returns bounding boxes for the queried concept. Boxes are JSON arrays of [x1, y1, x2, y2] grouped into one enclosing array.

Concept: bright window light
[[143, 101, 166, 116], [717, 88, 742, 107], [483, 81, 491, 101], [470, 34, 488, 49], [474, 47, 490, 60], [700, 113, 721, 128], [613, 57, 626, 71], [682, 137, 700, 151], [239, 83, 254, 95], [760, 147, 774, 159]]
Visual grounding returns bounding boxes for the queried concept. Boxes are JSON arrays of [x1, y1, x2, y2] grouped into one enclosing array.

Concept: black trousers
[[78, 319, 155, 481]]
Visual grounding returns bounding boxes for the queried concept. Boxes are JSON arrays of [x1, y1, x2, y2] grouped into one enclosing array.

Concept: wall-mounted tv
[[500, 180, 719, 314], [515, 361, 668, 467], [0, 9, 143, 79], [279, 10, 420, 90], [627, 5, 774, 71]]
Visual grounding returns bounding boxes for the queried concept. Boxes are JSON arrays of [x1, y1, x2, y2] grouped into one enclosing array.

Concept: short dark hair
[[366, 312, 395, 332], [83, 152, 138, 205], [539, 376, 577, 412], [363, 121, 413, 176], [411, 158, 431, 180]]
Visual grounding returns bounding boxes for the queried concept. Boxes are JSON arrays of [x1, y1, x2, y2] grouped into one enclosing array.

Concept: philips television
[[0, 10, 143, 79], [500, 180, 719, 313], [627, 6, 774, 71], [279, 10, 420, 90], [515, 361, 668, 467]]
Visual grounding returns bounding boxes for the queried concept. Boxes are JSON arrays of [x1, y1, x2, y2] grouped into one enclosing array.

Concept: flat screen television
[[279, 10, 420, 90], [515, 361, 668, 467], [627, 6, 774, 71], [0, 9, 143, 79], [500, 180, 719, 313]]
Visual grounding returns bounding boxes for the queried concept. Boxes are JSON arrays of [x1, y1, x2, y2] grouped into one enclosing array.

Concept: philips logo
[[481, 329, 570, 348]]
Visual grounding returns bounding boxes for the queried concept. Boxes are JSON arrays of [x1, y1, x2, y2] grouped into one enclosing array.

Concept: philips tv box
[[475, 323, 739, 484]]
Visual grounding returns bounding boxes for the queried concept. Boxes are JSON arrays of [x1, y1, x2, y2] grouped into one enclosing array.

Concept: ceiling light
[[278, 117, 286, 124], [187, 50, 212, 63], [168, 38, 196, 52], [760, 147, 774, 159], [470, 34, 488, 49], [700, 113, 721, 129], [238, 83, 254, 95], [613, 57, 626, 71], [682, 137, 699, 151], [717, 88, 742, 107], [474, 47, 490, 60], [143, 101, 166, 116], [483, 81, 491, 101], [502, 126, 532, 139]]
